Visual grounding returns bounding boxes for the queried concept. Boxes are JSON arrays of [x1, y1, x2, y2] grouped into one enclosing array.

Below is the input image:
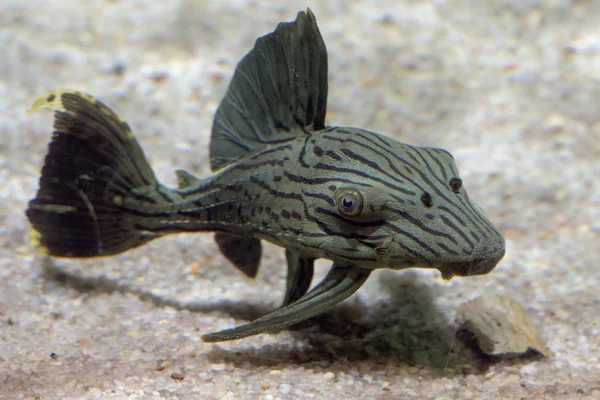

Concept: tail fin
[[26, 90, 160, 257]]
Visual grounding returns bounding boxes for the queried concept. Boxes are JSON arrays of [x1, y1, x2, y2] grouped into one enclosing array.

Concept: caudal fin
[[26, 90, 160, 257]]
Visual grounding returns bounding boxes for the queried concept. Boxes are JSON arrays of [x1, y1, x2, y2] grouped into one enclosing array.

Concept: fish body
[[26, 9, 505, 342]]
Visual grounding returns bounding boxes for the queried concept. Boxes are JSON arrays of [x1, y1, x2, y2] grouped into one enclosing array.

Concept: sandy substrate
[[1, 1, 599, 399]]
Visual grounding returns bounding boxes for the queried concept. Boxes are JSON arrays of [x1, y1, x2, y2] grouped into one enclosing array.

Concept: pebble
[[279, 383, 291, 394], [171, 372, 185, 381], [323, 371, 336, 381], [156, 359, 171, 371], [211, 363, 227, 372]]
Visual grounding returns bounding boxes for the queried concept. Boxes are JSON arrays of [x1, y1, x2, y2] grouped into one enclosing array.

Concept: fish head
[[297, 128, 505, 279]]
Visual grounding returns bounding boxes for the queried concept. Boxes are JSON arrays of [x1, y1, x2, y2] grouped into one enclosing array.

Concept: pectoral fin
[[283, 250, 314, 306], [202, 264, 370, 342], [215, 233, 262, 278]]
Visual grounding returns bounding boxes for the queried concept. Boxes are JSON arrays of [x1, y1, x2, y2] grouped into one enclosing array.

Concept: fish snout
[[440, 237, 506, 279]]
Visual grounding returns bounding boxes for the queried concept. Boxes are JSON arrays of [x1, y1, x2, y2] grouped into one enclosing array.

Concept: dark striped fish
[[26, 9, 505, 342]]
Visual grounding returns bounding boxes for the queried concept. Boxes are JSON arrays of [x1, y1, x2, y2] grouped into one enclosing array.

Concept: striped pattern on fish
[[25, 9, 505, 342]]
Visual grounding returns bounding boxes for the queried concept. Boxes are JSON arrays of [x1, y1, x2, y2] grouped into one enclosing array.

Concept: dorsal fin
[[210, 8, 328, 171]]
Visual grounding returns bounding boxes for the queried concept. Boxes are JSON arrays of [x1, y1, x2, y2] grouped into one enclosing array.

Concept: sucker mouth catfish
[[26, 9, 505, 342]]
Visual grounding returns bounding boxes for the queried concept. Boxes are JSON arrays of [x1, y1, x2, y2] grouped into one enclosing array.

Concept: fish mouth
[[438, 246, 506, 279]]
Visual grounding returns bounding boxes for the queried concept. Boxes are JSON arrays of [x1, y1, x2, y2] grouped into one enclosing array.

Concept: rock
[[457, 295, 552, 357]]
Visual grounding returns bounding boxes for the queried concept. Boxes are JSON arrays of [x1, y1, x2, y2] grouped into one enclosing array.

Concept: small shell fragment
[[457, 295, 552, 357]]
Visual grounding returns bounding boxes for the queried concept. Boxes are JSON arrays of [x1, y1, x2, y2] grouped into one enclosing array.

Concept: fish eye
[[449, 177, 462, 193], [335, 188, 363, 216]]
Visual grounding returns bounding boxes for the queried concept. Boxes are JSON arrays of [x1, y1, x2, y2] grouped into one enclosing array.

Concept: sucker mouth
[[440, 246, 506, 279]]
